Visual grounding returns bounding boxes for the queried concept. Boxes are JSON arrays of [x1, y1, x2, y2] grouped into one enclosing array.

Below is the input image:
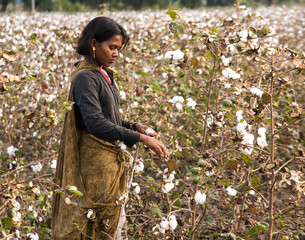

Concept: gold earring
[[92, 47, 96, 58]]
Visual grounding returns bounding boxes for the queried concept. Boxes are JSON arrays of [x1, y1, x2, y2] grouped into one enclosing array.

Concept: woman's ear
[[90, 39, 97, 49]]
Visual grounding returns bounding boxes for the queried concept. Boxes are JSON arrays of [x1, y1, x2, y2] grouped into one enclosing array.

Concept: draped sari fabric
[[51, 60, 128, 240]]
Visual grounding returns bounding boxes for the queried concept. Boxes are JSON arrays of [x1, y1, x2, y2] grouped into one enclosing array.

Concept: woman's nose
[[113, 49, 118, 57]]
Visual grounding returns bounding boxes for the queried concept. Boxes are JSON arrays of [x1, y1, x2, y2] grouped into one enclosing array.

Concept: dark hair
[[76, 17, 129, 57]]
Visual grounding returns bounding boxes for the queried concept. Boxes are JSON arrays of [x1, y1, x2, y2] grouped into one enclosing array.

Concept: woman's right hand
[[139, 134, 169, 159]]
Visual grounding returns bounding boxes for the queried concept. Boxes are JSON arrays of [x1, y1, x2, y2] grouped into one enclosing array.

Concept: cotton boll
[[45, 94, 56, 102], [242, 132, 254, 146], [7, 146, 18, 156], [152, 226, 159, 235], [164, 50, 174, 60], [13, 201, 21, 211], [27, 233, 39, 240], [175, 102, 183, 110], [161, 180, 174, 193], [168, 215, 178, 230], [145, 128, 155, 135], [169, 96, 184, 103], [134, 160, 144, 173], [257, 136, 267, 148], [242, 147, 253, 155], [50, 160, 57, 169], [186, 98, 196, 109], [87, 209, 96, 219], [31, 163, 43, 173], [227, 44, 235, 53], [132, 182, 140, 194], [160, 218, 169, 230], [221, 55, 232, 66], [119, 91, 126, 100], [224, 83, 231, 88], [167, 173, 175, 181], [249, 190, 255, 195], [250, 87, 264, 98], [236, 121, 248, 133], [194, 191, 206, 204], [258, 127, 266, 137], [158, 224, 166, 234], [236, 110, 244, 122], [13, 212, 22, 222], [226, 187, 237, 196], [130, 101, 138, 108], [118, 142, 127, 151], [239, 30, 248, 42], [172, 49, 184, 61]]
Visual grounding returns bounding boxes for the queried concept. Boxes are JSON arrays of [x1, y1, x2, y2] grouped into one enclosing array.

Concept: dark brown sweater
[[73, 69, 140, 148]]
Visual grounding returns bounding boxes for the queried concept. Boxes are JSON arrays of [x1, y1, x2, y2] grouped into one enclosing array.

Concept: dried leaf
[[292, 59, 305, 69], [168, 159, 179, 173]]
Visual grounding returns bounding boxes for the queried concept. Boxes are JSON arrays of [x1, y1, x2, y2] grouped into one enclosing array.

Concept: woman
[[52, 17, 168, 240]]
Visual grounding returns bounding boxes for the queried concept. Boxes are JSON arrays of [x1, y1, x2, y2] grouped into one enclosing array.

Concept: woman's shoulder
[[75, 69, 97, 79], [74, 70, 102, 88]]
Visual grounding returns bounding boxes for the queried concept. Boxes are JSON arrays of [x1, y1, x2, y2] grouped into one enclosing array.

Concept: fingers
[[152, 140, 169, 159], [140, 134, 168, 159]]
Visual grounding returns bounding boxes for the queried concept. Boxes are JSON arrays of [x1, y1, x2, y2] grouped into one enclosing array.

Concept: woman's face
[[92, 34, 123, 67]]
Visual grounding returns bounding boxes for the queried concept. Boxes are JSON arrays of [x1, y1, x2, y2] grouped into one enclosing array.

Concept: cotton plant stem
[[148, 82, 177, 125], [190, 56, 216, 240], [268, 56, 275, 240], [190, 184, 198, 240], [273, 117, 304, 137], [200, 55, 216, 155], [114, 146, 139, 240]]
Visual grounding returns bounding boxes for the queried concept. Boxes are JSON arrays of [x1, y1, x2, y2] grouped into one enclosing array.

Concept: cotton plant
[[221, 55, 232, 66], [186, 98, 196, 109], [7, 146, 18, 157], [131, 182, 140, 195], [222, 67, 241, 80], [250, 87, 264, 98], [194, 191, 206, 204], [161, 168, 175, 194], [226, 187, 237, 196], [164, 49, 184, 61], [152, 215, 178, 235], [134, 159, 145, 173], [31, 163, 43, 173], [257, 127, 267, 148], [169, 96, 184, 111]]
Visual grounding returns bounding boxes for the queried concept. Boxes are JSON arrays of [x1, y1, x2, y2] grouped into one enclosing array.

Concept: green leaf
[[251, 175, 260, 188], [262, 93, 271, 104], [149, 185, 161, 192], [2, 217, 13, 229], [150, 206, 163, 218], [7, 209, 16, 218], [31, 33, 37, 39], [241, 154, 251, 164], [70, 190, 84, 197], [54, 189, 64, 194], [206, 217, 215, 225], [249, 27, 257, 34], [166, 9, 177, 20]]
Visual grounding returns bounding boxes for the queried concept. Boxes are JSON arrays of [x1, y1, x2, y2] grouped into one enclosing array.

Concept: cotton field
[[0, 5, 305, 239]]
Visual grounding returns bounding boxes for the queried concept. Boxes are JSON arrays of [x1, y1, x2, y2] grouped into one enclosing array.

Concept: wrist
[[139, 134, 148, 143]]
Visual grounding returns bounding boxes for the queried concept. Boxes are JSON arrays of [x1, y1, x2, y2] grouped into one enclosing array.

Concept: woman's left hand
[[133, 123, 158, 139]]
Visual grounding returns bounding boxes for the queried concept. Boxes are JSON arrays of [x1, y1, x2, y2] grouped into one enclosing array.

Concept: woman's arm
[[74, 71, 140, 148], [138, 134, 169, 159]]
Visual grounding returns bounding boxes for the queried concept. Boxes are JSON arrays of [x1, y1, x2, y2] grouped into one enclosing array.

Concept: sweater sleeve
[[73, 71, 140, 148], [122, 119, 132, 129]]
